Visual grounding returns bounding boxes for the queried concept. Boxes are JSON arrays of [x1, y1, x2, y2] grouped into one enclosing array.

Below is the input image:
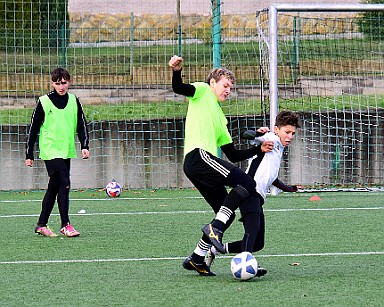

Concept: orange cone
[[309, 195, 321, 201]]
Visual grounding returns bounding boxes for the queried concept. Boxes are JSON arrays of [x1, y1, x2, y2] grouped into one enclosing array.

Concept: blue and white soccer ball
[[230, 251, 258, 281], [105, 180, 122, 198]]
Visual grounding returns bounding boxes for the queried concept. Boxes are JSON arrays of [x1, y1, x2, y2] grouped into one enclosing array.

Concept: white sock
[[194, 239, 210, 257], [215, 206, 233, 224]]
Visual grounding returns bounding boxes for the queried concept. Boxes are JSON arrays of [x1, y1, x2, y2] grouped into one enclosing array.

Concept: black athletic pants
[[183, 148, 256, 215], [228, 193, 265, 253], [37, 158, 71, 227]]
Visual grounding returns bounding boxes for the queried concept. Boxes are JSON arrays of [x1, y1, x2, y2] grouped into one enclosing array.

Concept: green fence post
[[61, 23, 66, 67], [212, 0, 221, 68]]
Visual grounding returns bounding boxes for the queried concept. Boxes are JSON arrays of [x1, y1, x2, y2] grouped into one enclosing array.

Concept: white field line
[[0, 197, 203, 203], [1, 251, 383, 265], [1, 206, 384, 218]]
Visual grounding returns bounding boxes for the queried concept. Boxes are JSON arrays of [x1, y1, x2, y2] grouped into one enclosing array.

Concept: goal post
[[265, 3, 384, 128], [257, 3, 384, 188]]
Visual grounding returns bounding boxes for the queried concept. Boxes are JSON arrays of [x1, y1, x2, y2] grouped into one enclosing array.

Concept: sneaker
[[205, 247, 216, 268], [35, 225, 58, 237], [60, 223, 80, 237], [182, 256, 216, 276], [201, 224, 225, 254], [256, 266, 268, 277]]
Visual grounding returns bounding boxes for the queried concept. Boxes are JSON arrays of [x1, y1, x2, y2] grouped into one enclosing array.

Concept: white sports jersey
[[245, 131, 284, 200]]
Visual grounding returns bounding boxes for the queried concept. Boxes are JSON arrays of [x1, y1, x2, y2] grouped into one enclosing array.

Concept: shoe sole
[[35, 228, 58, 237], [182, 258, 216, 276], [61, 232, 80, 237], [35, 232, 58, 237], [201, 224, 225, 254]]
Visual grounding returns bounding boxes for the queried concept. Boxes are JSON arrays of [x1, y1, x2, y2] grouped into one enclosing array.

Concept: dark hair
[[206, 67, 235, 84], [50, 67, 71, 82], [275, 110, 301, 128]]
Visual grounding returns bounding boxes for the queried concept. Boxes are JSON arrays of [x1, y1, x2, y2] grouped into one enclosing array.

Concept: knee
[[233, 181, 255, 201]]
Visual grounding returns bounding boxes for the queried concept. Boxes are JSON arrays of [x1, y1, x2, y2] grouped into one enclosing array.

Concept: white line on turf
[[1, 206, 383, 218], [0, 197, 203, 203], [0, 251, 383, 265]]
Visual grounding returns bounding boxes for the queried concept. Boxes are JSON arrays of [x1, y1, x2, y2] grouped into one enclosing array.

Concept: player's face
[[51, 78, 71, 96], [274, 124, 296, 147], [210, 76, 233, 102]]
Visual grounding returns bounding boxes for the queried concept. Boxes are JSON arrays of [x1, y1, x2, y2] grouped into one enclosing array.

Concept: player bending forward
[[205, 110, 301, 274]]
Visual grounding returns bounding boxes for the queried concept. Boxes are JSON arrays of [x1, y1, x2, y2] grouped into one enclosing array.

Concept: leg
[[202, 168, 256, 253], [55, 159, 71, 227], [184, 174, 233, 269], [208, 197, 268, 277], [55, 159, 80, 237], [226, 210, 265, 253], [182, 149, 238, 275], [37, 160, 60, 227]]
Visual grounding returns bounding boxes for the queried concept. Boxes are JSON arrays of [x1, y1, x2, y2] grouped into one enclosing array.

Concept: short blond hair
[[206, 67, 235, 84]]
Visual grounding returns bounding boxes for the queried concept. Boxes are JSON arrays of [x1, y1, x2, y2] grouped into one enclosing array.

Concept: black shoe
[[182, 256, 216, 276], [256, 266, 268, 277], [201, 224, 225, 254]]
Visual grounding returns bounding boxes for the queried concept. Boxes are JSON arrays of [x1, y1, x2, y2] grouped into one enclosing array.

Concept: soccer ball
[[230, 251, 258, 281], [105, 180, 122, 198]]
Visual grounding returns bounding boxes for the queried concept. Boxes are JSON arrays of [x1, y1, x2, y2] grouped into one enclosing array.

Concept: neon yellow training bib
[[38, 93, 78, 160]]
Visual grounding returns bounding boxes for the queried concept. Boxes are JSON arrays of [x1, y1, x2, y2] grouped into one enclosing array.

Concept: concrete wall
[[1, 112, 383, 191]]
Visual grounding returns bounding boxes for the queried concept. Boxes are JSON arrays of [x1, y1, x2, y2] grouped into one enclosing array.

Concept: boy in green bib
[[169, 56, 273, 276], [26, 67, 89, 237]]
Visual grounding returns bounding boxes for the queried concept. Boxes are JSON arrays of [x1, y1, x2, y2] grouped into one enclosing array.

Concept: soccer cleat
[[201, 224, 225, 254], [256, 266, 268, 277], [60, 223, 80, 237], [205, 247, 216, 269], [182, 256, 216, 276], [35, 225, 58, 237]]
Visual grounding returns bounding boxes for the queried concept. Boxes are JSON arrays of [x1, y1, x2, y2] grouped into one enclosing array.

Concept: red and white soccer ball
[[105, 180, 122, 198], [230, 251, 258, 281]]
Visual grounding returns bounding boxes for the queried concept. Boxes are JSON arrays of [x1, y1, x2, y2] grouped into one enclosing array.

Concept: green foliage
[[357, 0, 384, 40], [0, 0, 69, 51]]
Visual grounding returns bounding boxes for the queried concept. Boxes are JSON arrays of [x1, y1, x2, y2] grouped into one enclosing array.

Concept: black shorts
[[183, 148, 237, 188]]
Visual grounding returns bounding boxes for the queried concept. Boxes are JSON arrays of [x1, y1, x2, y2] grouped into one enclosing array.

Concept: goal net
[[257, 4, 384, 189]]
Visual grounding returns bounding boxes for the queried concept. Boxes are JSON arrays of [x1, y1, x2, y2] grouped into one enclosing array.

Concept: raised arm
[[169, 55, 195, 97]]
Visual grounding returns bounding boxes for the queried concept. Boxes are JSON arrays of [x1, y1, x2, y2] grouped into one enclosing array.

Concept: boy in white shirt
[[205, 110, 301, 276]]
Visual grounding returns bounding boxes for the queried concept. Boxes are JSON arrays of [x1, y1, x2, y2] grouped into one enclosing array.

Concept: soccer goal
[[257, 4, 384, 189]]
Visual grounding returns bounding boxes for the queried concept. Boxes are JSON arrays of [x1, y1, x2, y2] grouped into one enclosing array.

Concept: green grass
[[0, 189, 383, 306], [1, 37, 383, 74], [2, 94, 384, 125]]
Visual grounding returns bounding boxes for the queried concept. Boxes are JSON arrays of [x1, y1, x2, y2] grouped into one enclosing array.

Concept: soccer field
[[0, 189, 383, 306]]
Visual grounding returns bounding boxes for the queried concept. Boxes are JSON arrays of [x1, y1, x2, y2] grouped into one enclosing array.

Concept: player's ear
[[273, 125, 279, 134]]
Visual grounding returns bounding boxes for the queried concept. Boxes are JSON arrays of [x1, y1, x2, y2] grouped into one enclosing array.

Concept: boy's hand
[[169, 55, 183, 71], [82, 149, 90, 159], [261, 140, 274, 153], [257, 127, 269, 134]]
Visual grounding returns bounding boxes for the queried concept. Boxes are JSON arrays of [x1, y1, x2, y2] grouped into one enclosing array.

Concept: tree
[[0, 0, 69, 51], [358, 0, 384, 40]]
